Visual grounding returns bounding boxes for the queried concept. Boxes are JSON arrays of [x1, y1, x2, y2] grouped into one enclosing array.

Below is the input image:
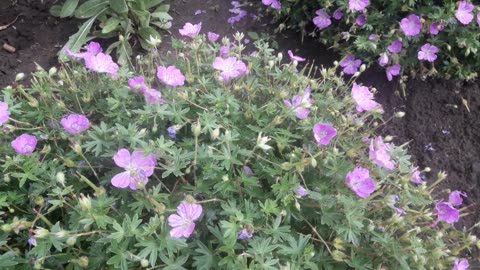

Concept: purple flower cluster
[[400, 14, 422, 37], [157, 66, 185, 86], [349, 0, 369, 11], [262, 0, 281, 10], [179, 22, 202, 38], [369, 136, 395, 170], [283, 86, 312, 119], [453, 258, 469, 270], [455, 1, 474, 25], [228, 1, 248, 24], [418, 43, 439, 62], [345, 167, 375, 198], [212, 56, 248, 82], [351, 83, 381, 112], [66, 41, 118, 79], [0, 101, 10, 126], [60, 114, 90, 134], [111, 149, 156, 190], [340, 55, 362, 74], [11, 134, 37, 155], [128, 75, 165, 104], [313, 9, 331, 29], [312, 123, 337, 145], [168, 201, 203, 238], [435, 190, 467, 224]]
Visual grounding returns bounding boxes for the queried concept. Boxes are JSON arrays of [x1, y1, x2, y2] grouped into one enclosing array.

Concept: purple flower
[[453, 258, 470, 270], [368, 34, 376, 40], [194, 9, 205, 15], [128, 76, 147, 93], [283, 86, 311, 119], [167, 126, 177, 139], [143, 88, 164, 104], [243, 165, 253, 176], [84, 53, 119, 79], [28, 237, 37, 247], [111, 149, 156, 190], [349, 0, 369, 11], [386, 64, 401, 81], [333, 8, 343, 20], [237, 228, 254, 239], [262, 0, 281, 9], [179, 22, 202, 38], [340, 54, 362, 74], [345, 167, 375, 198], [477, 13, 480, 27], [410, 167, 423, 184], [11, 134, 37, 155], [455, 1, 474, 25], [312, 123, 337, 145], [418, 43, 439, 62], [168, 201, 203, 238], [400, 14, 422, 37], [351, 83, 381, 112], [429, 21, 444, 35], [287, 50, 306, 62], [60, 114, 90, 134], [212, 56, 248, 82], [387, 40, 403, 54], [369, 136, 395, 170], [313, 9, 331, 29], [219, 45, 230, 57], [207, 32, 220, 42], [156, 66, 185, 86], [295, 185, 308, 197], [435, 201, 459, 224], [228, 8, 247, 24], [356, 14, 366, 26], [378, 53, 389, 66], [0, 101, 10, 126], [386, 195, 405, 215], [449, 190, 467, 206], [65, 41, 102, 59]]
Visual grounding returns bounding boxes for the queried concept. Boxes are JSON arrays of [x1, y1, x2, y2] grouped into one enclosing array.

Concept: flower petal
[[113, 149, 131, 168], [111, 171, 132, 188]]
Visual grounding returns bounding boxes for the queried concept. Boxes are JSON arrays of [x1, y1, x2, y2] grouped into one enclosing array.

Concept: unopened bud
[[191, 121, 201, 137], [56, 171, 65, 185], [77, 256, 89, 267], [333, 238, 345, 250], [222, 174, 229, 182], [277, 52, 283, 61], [332, 250, 347, 261], [49, 67, 57, 76], [210, 127, 220, 141], [384, 136, 393, 142], [34, 227, 49, 238], [268, 60, 274, 68], [15, 73, 25, 81], [310, 158, 317, 168], [353, 72, 361, 77], [66, 236, 77, 246], [79, 194, 92, 211], [55, 230, 68, 238], [394, 111, 405, 118], [34, 196, 44, 206], [72, 143, 83, 154], [424, 167, 431, 172], [141, 259, 149, 267], [359, 64, 366, 72]]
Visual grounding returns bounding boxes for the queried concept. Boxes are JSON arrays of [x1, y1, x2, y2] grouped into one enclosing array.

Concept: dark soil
[[0, 0, 76, 86], [1, 0, 479, 265]]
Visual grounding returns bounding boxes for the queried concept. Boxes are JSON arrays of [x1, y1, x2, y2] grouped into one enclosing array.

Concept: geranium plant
[[0, 29, 477, 269]]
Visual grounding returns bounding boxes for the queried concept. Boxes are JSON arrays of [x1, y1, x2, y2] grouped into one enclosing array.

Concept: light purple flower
[[243, 165, 253, 176], [228, 8, 247, 24], [345, 167, 375, 198], [340, 54, 362, 74], [349, 0, 369, 11], [143, 88, 164, 104], [237, 228, 254, 239], [0, 101, 10, 126], [207, 32, 220, 42], [262, 0, 281, 9], [356, 14, 366, 26], [219, 45, 230, 57], [477, 13, 480, 27], [386, 64, 401, 81], [212, 56, 248, 82], [400, 14, 422, 37], [418, 43, 439, 62], [387, 40, 403, 54], [60, 114, 90, 134], [179, 22, 202, 38], [429, 21, 444, 35], [111, 149, 156, 190], [312, 123, 337, 145], [287, 50, 306, 62], [368, 34, 376, 40], [333, 8, 343, 20], [435, 201, 459, 224], [449, 190, 467, 206], [378, 53, 389, 66], [156, 66, 185, 86], [455, 1, 474, 25], [168, 201, 203, 238], [410, 167, 423, 184], [65, 41, 102, 59], [313, 9, 331, 29], [194, 9, 205, 15], [386, 195, 405, 215], [84, 53, 118, 79], [351, 83, 381, 112], [295, 185, 308, 197], [28, 237, 37, 247], [283, 86, 311, 119], [11, 134, 37, 155], [453, 258, 470, 270], [167, 126, 177, 139], [128, 76, 147, 93], [369, 136, 395, 170]]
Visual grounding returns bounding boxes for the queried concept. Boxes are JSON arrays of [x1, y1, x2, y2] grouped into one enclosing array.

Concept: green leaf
[[74, 0, 109, 19], [49, 4, 62, 17], [247, 32, 260, 40], [0, 251, 18, 267], [151, 12, 172, 21], [102, 16, 121, 34], [60, 0, 79, 18], [59, 9, 106, 61], [153, 3, 169, 12], [109, 0, 128, 14]]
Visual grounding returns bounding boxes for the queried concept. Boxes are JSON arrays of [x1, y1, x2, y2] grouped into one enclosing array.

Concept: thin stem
[[302, 216, 333, 256]]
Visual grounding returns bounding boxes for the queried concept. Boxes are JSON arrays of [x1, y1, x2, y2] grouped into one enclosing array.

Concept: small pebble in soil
[[441, 129, 450, 135], [424, 143, 435, 152]]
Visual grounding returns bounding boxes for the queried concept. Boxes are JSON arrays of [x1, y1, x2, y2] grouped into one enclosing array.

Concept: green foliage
[[51, 0, 172, 65], [0, 33, 477, 269], [260, 0, 480, 82]]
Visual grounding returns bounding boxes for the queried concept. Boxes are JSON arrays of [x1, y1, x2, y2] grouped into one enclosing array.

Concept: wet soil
[[1, 0, 478, 265]]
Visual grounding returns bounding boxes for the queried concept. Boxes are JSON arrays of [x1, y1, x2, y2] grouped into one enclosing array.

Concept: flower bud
[[394, 111, 405, 118], [332, 250, 347, 261], [79, 194, 92, 211], [277, 52, 283, 61], [295, 201, 301, 211], [78, 256, 89, 267], [34, 196, 44, 206], [49, 67, 57, 76], [292, 60, 298, 67], [34, 227, 50, 238], [55, 230, 68, 238], [333, 238, 345, 250], [384, 135, 393, 142], [72, 143, 83, 154], [66, 236, 77, 246], [210, 127, 220, 141], [56, 172, 65, 185], [310, 158, 317, 168], [141, 259, 149, 267], [359, 64, 366, 72], [280, 210, 287, 216], [222, 175, 229, 182], [268, 60, 274, 68], [424, 167, 431, 172], [15, 73, 25, 81], [191, 121, 201, 137]]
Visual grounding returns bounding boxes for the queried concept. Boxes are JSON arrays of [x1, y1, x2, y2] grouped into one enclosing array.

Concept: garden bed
[[1, 0, 479, 266]]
